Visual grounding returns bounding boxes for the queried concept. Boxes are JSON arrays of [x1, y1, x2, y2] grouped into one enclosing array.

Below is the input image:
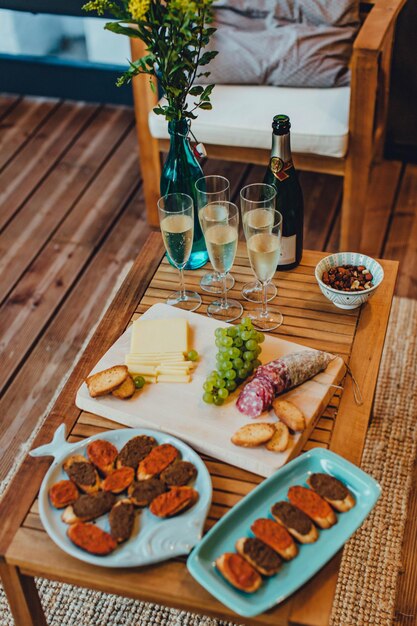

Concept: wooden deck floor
[[0, 94, 416, 486]]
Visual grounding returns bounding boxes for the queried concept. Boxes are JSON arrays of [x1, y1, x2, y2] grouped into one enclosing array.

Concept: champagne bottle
[[263, 114, 304, 270]]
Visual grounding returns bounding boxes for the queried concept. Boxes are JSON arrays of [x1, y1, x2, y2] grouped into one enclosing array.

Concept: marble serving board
[[76, 304, 345, 477]]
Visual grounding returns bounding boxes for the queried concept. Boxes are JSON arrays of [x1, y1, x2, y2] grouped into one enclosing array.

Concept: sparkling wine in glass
[[240, 183, 278, 303], [201, 201, 242, 322], [245, 209, 283, 331], [158, 193, 202, 312], [195, 175, 235, 294]]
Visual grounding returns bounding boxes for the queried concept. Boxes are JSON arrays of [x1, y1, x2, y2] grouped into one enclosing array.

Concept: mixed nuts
[[321, 265, 374, 292]]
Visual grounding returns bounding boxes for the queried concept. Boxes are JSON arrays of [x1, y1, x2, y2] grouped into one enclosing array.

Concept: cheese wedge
[[131, 318, 189, 354]]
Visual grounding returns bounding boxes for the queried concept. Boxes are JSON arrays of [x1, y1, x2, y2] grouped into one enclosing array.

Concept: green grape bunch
[[202, 318, 265, 406]]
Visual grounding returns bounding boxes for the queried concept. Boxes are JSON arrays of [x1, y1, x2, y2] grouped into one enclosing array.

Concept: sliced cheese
[[156, 366, 191, 375], [157, 374, 191, 383], [124, 363, 157, 376], [131, 318, 189, 354], [126, 356, 186, 364]]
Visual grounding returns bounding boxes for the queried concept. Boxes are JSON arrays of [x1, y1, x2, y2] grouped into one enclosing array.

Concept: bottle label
[[269, 157, 293, 181], [279, 235, 296, 265]]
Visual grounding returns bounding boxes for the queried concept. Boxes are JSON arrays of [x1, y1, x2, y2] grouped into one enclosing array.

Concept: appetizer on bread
[[288, 485, 337, 529], [87, 439, 118, 476], [137, 444, 179, 480], [67, 522, 117, 555], [102, 467, 135, 494], [48, 480, 79, 509], [128, 478, 167, 507], [307, 473, 355, 512], [109, 499, 135, 543], [215, 553, 262, 593], [62, 491, 116, 524], [251, 518, 297, 560], [160, 461, 197, 487], [149, 486, 197, 518], [63, 455, 100, 494], [271, 501, 318, 543], [116, 435, 156, 470], [236, 537, 282, 576]]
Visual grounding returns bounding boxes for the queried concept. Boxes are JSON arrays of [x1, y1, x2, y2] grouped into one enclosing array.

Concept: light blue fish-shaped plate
[[31, 425, 212, 568], [187, 448, 380, 618]]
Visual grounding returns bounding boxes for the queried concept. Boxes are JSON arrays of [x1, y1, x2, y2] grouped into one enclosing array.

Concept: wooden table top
[[0, 232, 399, 626]]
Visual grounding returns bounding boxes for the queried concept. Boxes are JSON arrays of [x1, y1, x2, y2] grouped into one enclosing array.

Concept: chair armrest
[[354, 0, 406, 53]]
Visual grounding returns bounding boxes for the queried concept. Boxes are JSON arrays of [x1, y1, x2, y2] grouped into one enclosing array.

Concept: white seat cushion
[[148, 85, 350, 159]]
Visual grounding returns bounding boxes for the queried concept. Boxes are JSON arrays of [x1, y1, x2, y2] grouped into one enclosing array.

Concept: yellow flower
[[128, 0, 151, 20], [83, 0, 110, 15]]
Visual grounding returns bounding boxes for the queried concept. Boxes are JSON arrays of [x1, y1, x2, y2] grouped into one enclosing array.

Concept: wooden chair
[[129, 0, 405, 251]]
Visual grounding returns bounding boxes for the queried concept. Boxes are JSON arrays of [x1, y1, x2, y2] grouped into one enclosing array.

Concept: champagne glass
[[200, 201, 242, 322], [245, 209, 283, 331], [240, 183, 278, 303], [158, 193, 202, 312], [195, 175, 235, 294]]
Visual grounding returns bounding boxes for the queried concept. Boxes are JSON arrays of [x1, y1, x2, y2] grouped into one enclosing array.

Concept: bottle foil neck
[[271, 133, 292, 162]]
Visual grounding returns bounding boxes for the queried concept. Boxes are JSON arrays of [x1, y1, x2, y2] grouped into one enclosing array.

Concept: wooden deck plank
[[0, 127, 140, 395], [0, 101, 101, 232], [0, 97, 59, 172], [384, 163, 417, 298], [0, 106, 133, 305], [0, 188, 150, 480], [0, 95, 20, 122]]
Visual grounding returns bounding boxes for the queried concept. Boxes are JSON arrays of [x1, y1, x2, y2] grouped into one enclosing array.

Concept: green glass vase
[[160, 118, 208, 270]]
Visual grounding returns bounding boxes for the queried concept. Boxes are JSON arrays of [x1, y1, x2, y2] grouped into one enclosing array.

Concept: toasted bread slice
[[86, 365, 128, 398], [61, 491, 116, 524], [128, 478, 167, 507], [112, 375, 136, 399], [63, 455, 100, 494], [288, 486, 337, 529], [67, 522, 116, 555], [272, 399, 306, 432], [251, 518, 298, 560], [87, 439, 118, 476], [265, 422, 290, 452], [102, 467, 135, 494], [149, 486, 197, 518], [231, 423, 275, 448], [137, 444, 179, 480], [109, 499, 135, 543], [215, 553, 262, 593], [235, 537, 282, 576], [48, 480, 79, 509], [271, 501, 318, 544], [307, 473, 355, 512]]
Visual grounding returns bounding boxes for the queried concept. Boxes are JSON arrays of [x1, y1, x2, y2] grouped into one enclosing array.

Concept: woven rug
[[1, 296, 416, 626]]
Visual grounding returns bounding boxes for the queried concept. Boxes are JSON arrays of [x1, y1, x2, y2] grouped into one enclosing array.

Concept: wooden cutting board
[[76, 304, 345, 476]]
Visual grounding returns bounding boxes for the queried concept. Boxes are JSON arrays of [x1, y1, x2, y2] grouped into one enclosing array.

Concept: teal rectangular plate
[[187, 448, 381, 618]]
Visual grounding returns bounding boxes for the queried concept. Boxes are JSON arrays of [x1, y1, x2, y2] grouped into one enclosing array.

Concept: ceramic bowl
[[315, 252, 384, 310]]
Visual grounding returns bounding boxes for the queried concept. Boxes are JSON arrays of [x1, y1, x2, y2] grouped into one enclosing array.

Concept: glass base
[[242, 281, 277, 303], [166, 290, 201, 312], [207, 298, 243, 323], [247, 309, 283, 332], [200, 272, 235, 294]]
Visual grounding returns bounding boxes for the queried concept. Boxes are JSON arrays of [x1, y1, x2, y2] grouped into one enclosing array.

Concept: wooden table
[[0, 233, 398, 626]]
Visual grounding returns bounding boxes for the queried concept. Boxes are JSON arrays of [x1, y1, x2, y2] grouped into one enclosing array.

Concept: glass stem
[[262, 281, 268, 317], [178, 267, 186, 300], [222, 273, 228, 309]]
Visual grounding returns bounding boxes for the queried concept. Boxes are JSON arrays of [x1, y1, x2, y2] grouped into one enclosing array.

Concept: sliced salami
[[236, 386, 265, 418]]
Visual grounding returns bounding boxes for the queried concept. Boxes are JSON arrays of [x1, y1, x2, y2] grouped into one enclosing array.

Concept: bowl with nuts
[[315, 252, 384, 310]]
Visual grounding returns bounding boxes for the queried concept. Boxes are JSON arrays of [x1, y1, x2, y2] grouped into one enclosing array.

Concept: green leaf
[[198, 102, 212, 110], [189, 86, 204, 96], [198, 50, 218, 66], [104, 22, 141, 38]]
